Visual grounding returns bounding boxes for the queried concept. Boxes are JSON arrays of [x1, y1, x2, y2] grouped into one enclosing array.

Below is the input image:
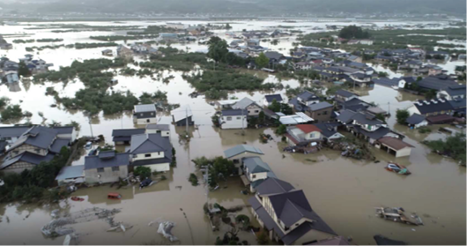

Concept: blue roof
[[55, 165, 84, 180], [265, 94, 283, 103], [243, 156, 272, 173]]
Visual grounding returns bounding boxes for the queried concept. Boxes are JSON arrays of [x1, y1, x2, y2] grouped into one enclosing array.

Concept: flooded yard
[[0, 20, 466, 245]]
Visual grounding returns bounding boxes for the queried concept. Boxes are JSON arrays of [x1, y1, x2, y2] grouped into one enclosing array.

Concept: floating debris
[[157, 221, 178, 242], [375, 207, 423, 226]]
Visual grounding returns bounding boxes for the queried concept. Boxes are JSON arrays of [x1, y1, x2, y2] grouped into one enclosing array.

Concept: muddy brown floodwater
[[0, 20, 466, 245]]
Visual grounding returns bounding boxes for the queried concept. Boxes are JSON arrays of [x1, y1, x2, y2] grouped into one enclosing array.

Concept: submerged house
[[263, 94, 284, 107], [285, 124, 323, 146], [224, 145, 264, 175], [248, 178, 337, 245], [219, 109, 248, 130], [112, 128, 146, 145], [232, 97, 263, 117], [146, 124, 170, 137], [84, 152, 130, 184], [305, 102, 333, 122], [0, 126, 73, 173], [133, 104, 157, 124], [243, 156, 275, 192], [129, 133, 173, 172], [171, 106, 194, 126]]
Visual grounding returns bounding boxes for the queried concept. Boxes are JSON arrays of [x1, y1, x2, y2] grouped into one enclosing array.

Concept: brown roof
[[377, 137, 414, 150]]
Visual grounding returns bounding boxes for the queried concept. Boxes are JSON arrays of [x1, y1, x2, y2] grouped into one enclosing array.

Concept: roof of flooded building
[[255, 177, 294, 196], [405, 114, 426, 125], [309, 236, 350, 245], [221, 109, 247, 116], [55, 165, 84, 181], [134, 104, 156, 113], [232, 97, 258, 109], [224, 145, 264, 159], [351, 125, 391, 140], [0, 126, 30, 139], [84, 153, 130, 170], [243, 156, 272, 174], [0, 152, 55, 170], [264, 94, 283, 103], [112, 128, 146, 137], [146, 124, 170, 131], [413, 99, 454, 114], [377, 137, 414, 150], [130, 133, 172, 154], [296, 124, 322, 134], [308, 101, 333, 111], [417, 76, 458, 91], [297, 91, 319, 101], [52, 126, 75, 135], [335, 89, 357, 98], [50, 139, 70, 154], [171, 106, 193, 122], [313, 122, 342, 138], [9, 126, 58, 150], [373, 77, 399, 87], [336, 109, 357, 124]]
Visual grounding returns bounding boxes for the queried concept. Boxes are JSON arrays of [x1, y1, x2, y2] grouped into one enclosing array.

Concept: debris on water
[[175, 186, 182, 190], [411, 228, 416, 231], [375, 207, 423, 226], [51, 209, 60, 219], [157, 221, 178, 242], [41, 207, 121, 237]]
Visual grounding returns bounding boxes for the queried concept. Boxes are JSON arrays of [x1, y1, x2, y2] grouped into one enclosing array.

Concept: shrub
[[189, 173, 199, 186], [134, 166, 152, 178], [1, 105, 23, 121]]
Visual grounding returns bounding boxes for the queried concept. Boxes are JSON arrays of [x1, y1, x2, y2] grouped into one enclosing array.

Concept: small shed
[[55, 165, 85, 186], [406, 114, 428, 129], [171, 106, 194, 126], [375, 137, 414, 157]]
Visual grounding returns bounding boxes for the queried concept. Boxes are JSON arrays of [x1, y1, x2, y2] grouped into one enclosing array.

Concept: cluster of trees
[[1, 105, 23, 121], [13, 39, 35, 43], [192, 156, 236, 188], [184, 70, 277, 98], [0, 97, 9, 108], [61, 89, 139, 115], [133, 166, 152, 179], [268, 99, 294, 115], [0, 147, 71, 203], [339, 25, 371, 39], [424, 133, 466, 166], [25, 42, 117, 51], [189, 173, 199, 186], [37, 38, 63, 42], [207, 37, 248, 67], [139, 90, 168, 104]]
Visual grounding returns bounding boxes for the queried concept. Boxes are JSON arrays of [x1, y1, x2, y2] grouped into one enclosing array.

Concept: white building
[[129, 133, 173, 172], [219, 109, 247, 129], [146, 124, 170, 137]]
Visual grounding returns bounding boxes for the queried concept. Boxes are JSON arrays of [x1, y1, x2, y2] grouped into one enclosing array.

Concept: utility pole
[[186, 107, 189, 133], [388, 102, 390, 115], [241, 108, 245, 135], [88, 116, 94, 139]]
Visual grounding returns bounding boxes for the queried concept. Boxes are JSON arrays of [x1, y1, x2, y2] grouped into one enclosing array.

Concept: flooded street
[[0, 20, 466, 245]]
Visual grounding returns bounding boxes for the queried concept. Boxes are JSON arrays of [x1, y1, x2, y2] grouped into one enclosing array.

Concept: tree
[[255, 52, 269, 68], [275, 124, 287, 135], [425, 89, 437, 100], [257, 230, 269, 245], [396, 109, 410, 125], [225, 23, 232, 30], [268, 99, 281, 112], [18, 61, 31, 77], [338, 25, 370, 39], [1, 105, 23, 121], [134, 166, 151, 178], [207, 37, 228, 63], [0, 97, 9, 108]]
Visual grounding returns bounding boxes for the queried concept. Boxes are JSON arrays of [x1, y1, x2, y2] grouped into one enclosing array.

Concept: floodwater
[[1, 20, 466, 245]]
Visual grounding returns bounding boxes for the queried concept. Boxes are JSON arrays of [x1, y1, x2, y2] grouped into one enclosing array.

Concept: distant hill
[[2, 0, 466, 17]]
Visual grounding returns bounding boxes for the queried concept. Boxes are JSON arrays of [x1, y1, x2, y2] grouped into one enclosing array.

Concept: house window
[[252, 174, 256, 178], [133, 154, 138, 158], [226, 117, 232, 121], [35, 148, 41, 153], [13, 151, 19, 155], [254, 110, 259, 113], [317, 113, 321, 116], [145, 154, 151, 157], [323, 111, 328, 115], [112, 166, 120, 171], [151, 112, 154, 116], [140, 113, 143, 117], [236, 117, 241, 120], [97, 168, 105, 173], [146, 119, 150, 123]]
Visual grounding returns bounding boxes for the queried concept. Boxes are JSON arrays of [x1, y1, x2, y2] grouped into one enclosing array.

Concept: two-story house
[[0, 126, 73, 172], [350, 72, 374, 88], [248, 178, 337, 245], [306, 102, 333, 122], [84, 151, 130, 184], [233, 97, 263, 117], [224, 145, 264, 175], [285, 124, 322, 146], [133, 104, 157, 124], [145, 124, 170, 137], [334, 89, 358, 104], [219, 109, 248, 129], [243, 156, 275, 192], [129, 133, 173, 172]]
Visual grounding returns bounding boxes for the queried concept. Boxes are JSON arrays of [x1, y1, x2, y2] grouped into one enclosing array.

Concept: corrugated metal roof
[[224, 145, 263, 159], [55, 165, 84, 180], [134, 104, 156, 113]]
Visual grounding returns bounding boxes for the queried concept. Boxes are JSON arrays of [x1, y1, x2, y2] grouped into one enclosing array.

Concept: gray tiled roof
[[0, 152, 55, 169], [224, 145, 263, 159], [297, 91, 319, 102], [130, 133, 172, 154], [52, 126, 74, 135], [351, 125, 391, 140], [336, 109, 357, 124], [269, 189, 315, 227], [265, 94, 283, 103], [50, 139, 70, 154], [243, 156, 271, 173], [406, 114, 426, 125], [418, 76, 458, 91], [443, 85, 466, 97], [335, 89, 356, 98], [308, 102, 333, 111], [0, 126, 30, 139], [84, 153, 130, 170], [232, 97, 257, 109], [112, 128, 146, 137], [221, 109, 247, 116], [255, 177, 294, 196], [10, 126, 58, 150], [414, 99, 454, 114]]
